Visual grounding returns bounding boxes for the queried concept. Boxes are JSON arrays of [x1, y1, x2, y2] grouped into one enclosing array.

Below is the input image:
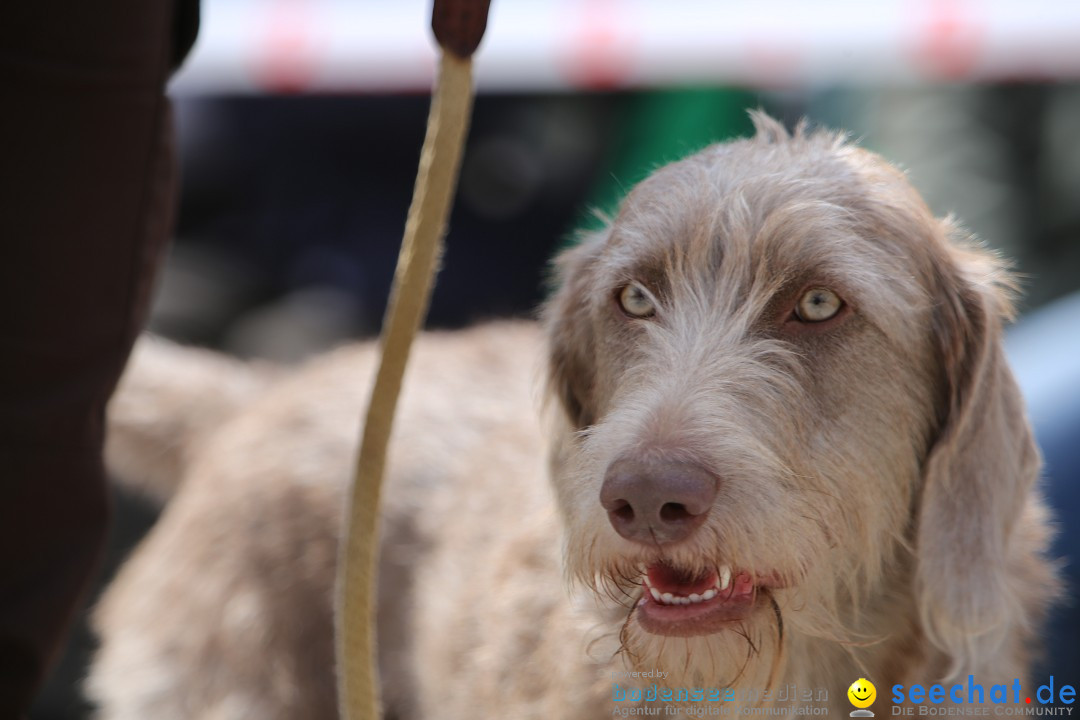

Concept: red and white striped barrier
[[169, 0, 1080, 95]]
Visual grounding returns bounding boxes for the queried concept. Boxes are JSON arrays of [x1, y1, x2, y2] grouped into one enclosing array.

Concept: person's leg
[[0, 0, 195, 713]]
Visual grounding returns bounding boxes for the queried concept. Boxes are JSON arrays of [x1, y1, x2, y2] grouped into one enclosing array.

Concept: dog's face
[[543, 115, 1038, 685]]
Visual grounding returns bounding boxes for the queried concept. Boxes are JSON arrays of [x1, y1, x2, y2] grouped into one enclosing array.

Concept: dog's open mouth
[[636, 562, 766, 637]]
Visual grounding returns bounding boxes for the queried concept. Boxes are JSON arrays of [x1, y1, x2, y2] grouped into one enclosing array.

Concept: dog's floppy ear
[[542, 231, 607, 429], [915, 226, 1039, 672]]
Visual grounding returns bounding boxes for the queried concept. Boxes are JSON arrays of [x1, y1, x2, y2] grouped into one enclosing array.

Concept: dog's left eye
[[794, 287, 843, 323], [617, 283, 656, 318]]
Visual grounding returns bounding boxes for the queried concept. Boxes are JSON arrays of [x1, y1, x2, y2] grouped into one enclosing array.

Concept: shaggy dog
[[87, 115, 1058, 719]]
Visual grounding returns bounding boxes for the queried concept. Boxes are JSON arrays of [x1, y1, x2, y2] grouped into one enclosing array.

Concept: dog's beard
[[615, 586, 786, 691], [568, 544, 785, 691], [569, 532, 870, 695]]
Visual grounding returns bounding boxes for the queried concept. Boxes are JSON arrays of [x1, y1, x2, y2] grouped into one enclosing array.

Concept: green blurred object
[[578, 87, 758, 235]]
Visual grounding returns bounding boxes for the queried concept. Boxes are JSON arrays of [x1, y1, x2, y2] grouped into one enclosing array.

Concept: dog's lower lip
[[636, 583, 758, 637]]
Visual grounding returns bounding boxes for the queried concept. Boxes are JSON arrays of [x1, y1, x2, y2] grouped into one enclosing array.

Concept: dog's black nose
[[600, 458, 718, 545]]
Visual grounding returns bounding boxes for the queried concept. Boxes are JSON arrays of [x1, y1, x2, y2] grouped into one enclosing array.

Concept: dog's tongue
[[647, 564, 718, 596]]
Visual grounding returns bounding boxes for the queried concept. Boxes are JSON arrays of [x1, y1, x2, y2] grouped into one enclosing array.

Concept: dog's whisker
[[763, 589, 785, 693]]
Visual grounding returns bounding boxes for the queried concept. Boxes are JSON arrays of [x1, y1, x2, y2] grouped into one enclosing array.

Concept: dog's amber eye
[[795, 287, 842, 323], [618, 283, 656, 318]]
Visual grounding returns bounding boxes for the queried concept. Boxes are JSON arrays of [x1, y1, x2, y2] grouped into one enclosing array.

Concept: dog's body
[[91, 323, 594, 719], [88, 116, 1058, 719]]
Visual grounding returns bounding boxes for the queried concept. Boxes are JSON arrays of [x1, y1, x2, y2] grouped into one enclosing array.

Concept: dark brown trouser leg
[[0, 0, 194, 713]]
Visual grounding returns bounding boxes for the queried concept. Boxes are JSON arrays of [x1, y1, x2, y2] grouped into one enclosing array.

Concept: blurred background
[[33, 0, 1080, 716]]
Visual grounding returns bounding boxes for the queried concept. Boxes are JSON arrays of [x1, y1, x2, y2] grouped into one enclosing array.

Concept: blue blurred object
[[1007, 290, 1080, 680]]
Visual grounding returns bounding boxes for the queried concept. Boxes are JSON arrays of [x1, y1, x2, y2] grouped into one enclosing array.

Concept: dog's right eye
[[794, 287, 843, 323], [617, 283, 656, 318]]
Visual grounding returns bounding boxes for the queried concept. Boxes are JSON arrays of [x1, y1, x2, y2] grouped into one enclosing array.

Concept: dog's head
[[542, 113, 1042, 685]]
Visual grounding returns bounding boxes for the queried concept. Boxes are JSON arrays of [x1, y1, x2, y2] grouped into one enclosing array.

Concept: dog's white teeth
[[648, 570, 731, 606], [652, 590, 717, 606]]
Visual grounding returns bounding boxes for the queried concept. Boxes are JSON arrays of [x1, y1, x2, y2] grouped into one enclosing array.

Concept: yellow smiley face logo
[[848, 678, 876, 708]]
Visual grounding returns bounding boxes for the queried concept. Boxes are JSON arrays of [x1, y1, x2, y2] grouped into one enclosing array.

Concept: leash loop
[[336, 3, 490, 717]]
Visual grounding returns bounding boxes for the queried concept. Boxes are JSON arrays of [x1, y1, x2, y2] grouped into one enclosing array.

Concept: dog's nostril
[[659, 502, 692, 523], [610, 501, 635, 524]]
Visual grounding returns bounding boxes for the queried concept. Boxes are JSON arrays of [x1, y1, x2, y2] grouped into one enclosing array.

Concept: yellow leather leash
[[335, 2, 490, 718]]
